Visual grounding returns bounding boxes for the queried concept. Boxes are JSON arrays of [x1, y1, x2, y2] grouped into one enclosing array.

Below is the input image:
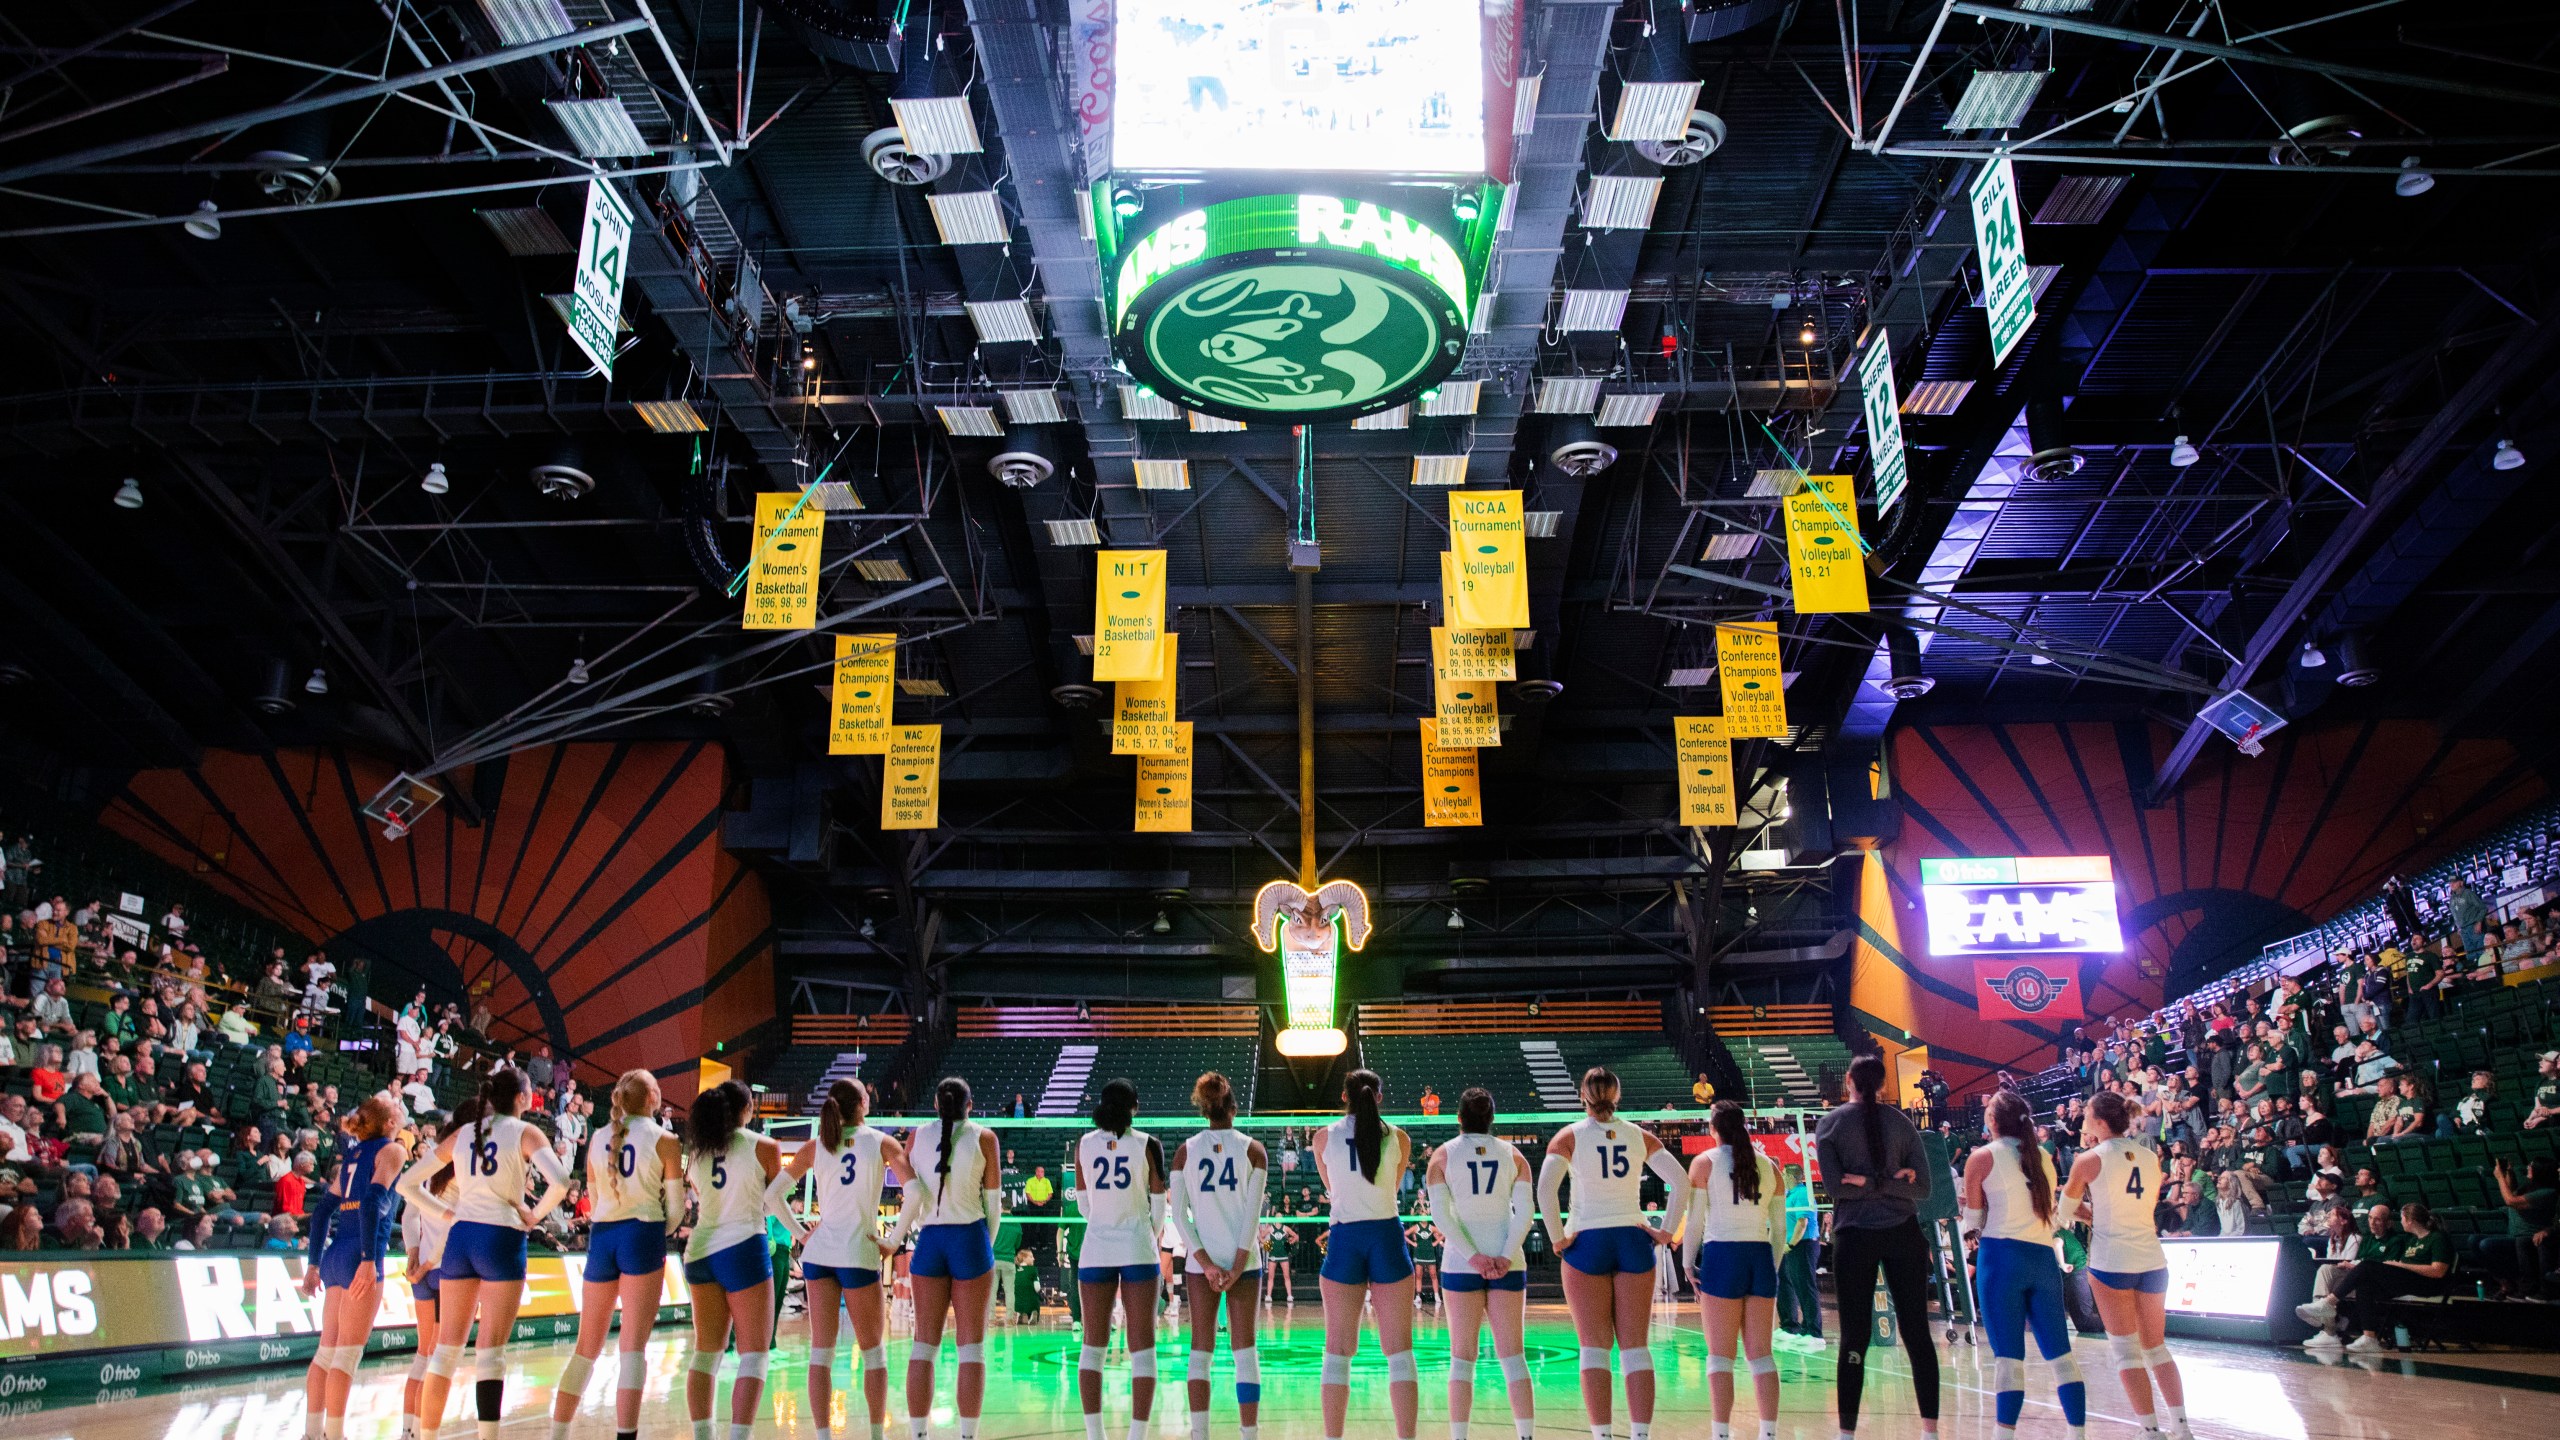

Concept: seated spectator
[[0, 1204, 41, 1250], [282, 1016, 313, 1057], [2303, 1205, 2365, 1313], [133, 1206, 170, 1250], [2299, 1171, 2348, 1237], [97, 1112, 151, 1178], [2325, 1202, 2454, 1353], [2529, 1051, 2560, 1129], [50, 1197, 101, 1250], [262, 1213, 300, 1251], [274, 1153, 313, 1219], [2449, 1070, 2496, 1137], [173, 1213, 214, 1250], [165, 1059, 211, 1121], [218, 1005, 256, 1046], [31, 979, 71, 1033], [30, 1045, 69, 1104], [2343, 1040, 2395, 1095]]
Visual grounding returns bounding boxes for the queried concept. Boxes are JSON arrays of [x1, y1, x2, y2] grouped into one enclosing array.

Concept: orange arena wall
[[100, 741, 771, 1101]]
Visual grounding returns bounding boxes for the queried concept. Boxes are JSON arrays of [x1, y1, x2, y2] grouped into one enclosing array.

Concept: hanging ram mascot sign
[[1251, 879, 1372, 1058]]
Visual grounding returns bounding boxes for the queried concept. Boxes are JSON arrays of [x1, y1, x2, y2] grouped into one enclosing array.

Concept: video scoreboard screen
[[1919, 855, 2123, 957]]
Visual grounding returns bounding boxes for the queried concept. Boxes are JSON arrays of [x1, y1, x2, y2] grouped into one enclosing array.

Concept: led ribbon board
[[1111, 194, 1472, 423], [1919, 855, 2124, 957]]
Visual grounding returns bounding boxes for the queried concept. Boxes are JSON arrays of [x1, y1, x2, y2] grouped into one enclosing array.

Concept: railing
[[1707, 1003, 1834, 1036], [1354, 999, 1664, 1034], [953, 1003, 1258, 1037], [790, 1013, 914, 1045]]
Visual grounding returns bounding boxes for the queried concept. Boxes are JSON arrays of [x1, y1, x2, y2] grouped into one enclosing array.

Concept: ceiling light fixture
[[1446, 907, 1465, 931], [2299, 638, 2326, 668], [114, 477, 144, 509], [2395, 157, 2435, 197], [304, 667, 330, 696], [2169, 434, 2201, 467], [183, 200, 222, 240], [1152, 911, 1172, 935], [2493, 438, 2526, 471], [1799, 319, 1817, 346], [566, 657, 592, 686], [420, 462, 450, 495]]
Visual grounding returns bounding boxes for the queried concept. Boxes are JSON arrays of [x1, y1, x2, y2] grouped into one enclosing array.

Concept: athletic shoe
[[2169, 1424, 2196, 1440], [2303, 1330, 2342, 1350], [2293, 1300, 2335, 1326], [1792, 1334, 1826, 1353], [2344, 1333, 2386, 1354]]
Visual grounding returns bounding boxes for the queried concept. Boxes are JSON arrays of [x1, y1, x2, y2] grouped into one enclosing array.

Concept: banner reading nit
[[1448, 489, 1528, 629], [1782, 473, 1868, 614], [828, 633, 898, 755], [1419, 717, 1481, 827], [1716, 622, 1788, 737], [742, 492, 823, 630], [1432, 625, 1515, 683], [880, 724, 941, 830], [1113, 632, 1181, 755], [1134, 721, 1193, 832], [1673, 716, 1735, 826], [1093, 549, 1169, 682]]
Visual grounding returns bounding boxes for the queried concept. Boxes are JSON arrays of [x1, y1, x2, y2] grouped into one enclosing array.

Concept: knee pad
[[1746, 1355, 1776, 1379], [426, 1348, 462, 1380], [408, 1352, 435, 1382], [809, 1354, 834, 1381], [1498, 1353, 1528, 1384], [1185, 1349, 1208, 1385], [1705, 1355, 1735, 1377], [2046, 1352, 2082, 1388], [1620, 1347, 1653, 1375], [1385, 1351, 1416, 1384], [1320, 1353, 1351, 1386], [1578, 1348, 1610, 1373], [619, 1351, 647, 1390], [473, 1345, 506, 1383], [735, 1353, 770, 1383], [955, 1344, 984, 1367], [1993, 1357, 2025, 1393], [2107, 1334, 2145, 1372], [2141, 1345, 2176, 1371], [861, 1346, 888, 1374], [1080, 1345, 1107, 1376], [557, 1355, 594, 1398], [689, 1349, 723, 1378], [1128, 1349, 1156, 1380], [1234, 1348, 1260, 1405], [907, 1345, 936, 1372]]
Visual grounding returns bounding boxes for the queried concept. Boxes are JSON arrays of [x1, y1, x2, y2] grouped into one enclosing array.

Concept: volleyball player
[[1537, 1067, 1689, 1440], [401, 1104, 471, 1440], [401, 1067, 572, 1440], [1813, 1055, 1939, 1440], [1679, 1103, 1784, 1440], [1963, 1092, 2087, 1440], [2062, 1091, 2191, 1440], [299, 1096, 407, 1440], [1071, 1079, 1170, 1440], [891, 1078, 1004, 1440], [1316, 1069, 1419, 1440], [780, 1078, 910, 1440], [1169, 1072, 1267, 1440], [549, 1071, 683, 1440], [681, 1079, 794, 1440], [1425, 1087, 1533, 1440]]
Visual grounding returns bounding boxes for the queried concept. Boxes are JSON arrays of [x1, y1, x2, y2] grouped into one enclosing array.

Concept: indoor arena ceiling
[[3, 1, 2558, 996]]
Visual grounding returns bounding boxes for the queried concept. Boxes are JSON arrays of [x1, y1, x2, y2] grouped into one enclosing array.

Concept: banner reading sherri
[[1112, 632, 1181, 755], [742, 492, 823, 630], [1419, 718, 1482, 827], [1432, 625, 1515, 683], [1782, 472, 1868, 614], [1716, 622, 1788, 737], [1448, 489, 1528, 629], [880, 725, 941, 830], [1093, 549, 1169, 682], [827, 633, 898, 755], [1134, 721, 1193, 832], [1672, 715, 1735, 826], [1973, 959, 2084, 1022]]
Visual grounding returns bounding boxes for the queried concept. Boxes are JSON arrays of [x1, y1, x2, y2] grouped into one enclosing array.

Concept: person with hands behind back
[[1169, 1072, 1266, 1440], [1426, 1087, 1534, 1440], [1679, 1102, 1786, 1440]]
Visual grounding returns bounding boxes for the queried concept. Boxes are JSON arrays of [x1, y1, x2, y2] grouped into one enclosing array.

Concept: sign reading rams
[[1920, 854, 2124, 956], [1110, 194, 1472, 423]]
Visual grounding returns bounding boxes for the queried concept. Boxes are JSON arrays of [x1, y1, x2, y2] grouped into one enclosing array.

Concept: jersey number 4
[[2124, 1165, 2144, 1200]]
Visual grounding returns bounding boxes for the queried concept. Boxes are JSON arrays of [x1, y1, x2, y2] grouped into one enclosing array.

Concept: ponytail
[[480, 1064, 526, 1119], [1345, 1068, 1385, 1181], [933, 1077, 971, 1188], [821, 1078, 868, 1153], [1581, 1066, 1620, 1118], [1987, 1091, 2053, 1223], [687, 1080, 747, 1157], [1710, 1101, 1762, 1203], [598, 1069, 658, 1207], [1848, 1052, 1888, 1185]]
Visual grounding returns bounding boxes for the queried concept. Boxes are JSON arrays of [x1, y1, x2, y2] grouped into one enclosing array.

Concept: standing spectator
[[2447, 878, 2488, 949], [1775, 1163, 1822, 1350], [523, 1042, 555, 1092]]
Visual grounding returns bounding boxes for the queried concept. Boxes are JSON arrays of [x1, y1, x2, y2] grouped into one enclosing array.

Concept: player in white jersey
[[547, 1070, 685, 1440], [1678, 1104, 1786, 1440], [780, 1078, 912, 1440], [1314, 1069, 1418, 1440], [1962, 1092, 2087, 1440], [1536, 1067, 1689, 1440], [1425, 1088, 1534, 1440], [682, 1079, 796, 1440], [398, 1066, 571, 1440], [1168, 1072, 1267, 1440], [1067, 1079, 1171, 1440], [2062, 1091, 2190, 1440], [400, 1105, 468, 1440], [889, 1078, 1004, 1440]]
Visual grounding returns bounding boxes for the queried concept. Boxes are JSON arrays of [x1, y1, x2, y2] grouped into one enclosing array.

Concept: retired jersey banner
[[1434, 673, 1501, 748], [880, 725, 941, 830], [1093, 549, 1169, 682], [1134, 721, 1193, 832], [1673, 716, 1736, 826], [1448, 489, 1529, 629], [742, 492, 823, 630], [827, 633, 898, 755], [1112, 632, 1181, 755], [1433, 625, 1516, 683], [1974, 960, 2083, 1022], [1716, 622, 1789, 738], [1419, 718, 1482, 827], [1783, 473, 1868, 614]]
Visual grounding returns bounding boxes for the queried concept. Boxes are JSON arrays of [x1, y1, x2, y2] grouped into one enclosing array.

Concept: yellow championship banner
[[1433, 625, 1516, 683], [742, 491, 823, 630], [1112, 632, 1182, 755], [827, 633, 898, 755], [1434, 673, 1501, 748], [1134, 721, 1193, 832], [1448, 489, 1529, 629], [1782, 472, 1869, 614], [1673, 716, 1737, 826], [1420, 718, 1482, 827], [1716, 622, 1789, 737], [1093, 549, 1170, 681], [1440, 548, 1459, 618], [880, 724, 941, 830]]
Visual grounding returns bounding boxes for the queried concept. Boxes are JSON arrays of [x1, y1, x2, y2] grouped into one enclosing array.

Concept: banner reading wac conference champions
[[880, 724, 941, 830], [1092, 549, 1169, 682], [1448, 490, 1528, 629]]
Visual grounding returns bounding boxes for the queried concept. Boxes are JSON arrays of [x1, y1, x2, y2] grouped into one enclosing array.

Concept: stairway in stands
[[1037, 1044, 1096, 1116], [799, 1050, 873, 1113], [1520, 1040, 1581, 1109], [1759, 1044, 1822, 1106]]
